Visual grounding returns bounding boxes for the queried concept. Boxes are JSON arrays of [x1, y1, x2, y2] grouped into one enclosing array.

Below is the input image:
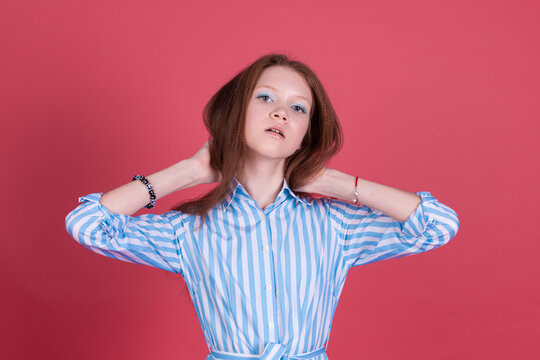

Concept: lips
[[265, 130, 285, 140], [265, 125, 286, 138]]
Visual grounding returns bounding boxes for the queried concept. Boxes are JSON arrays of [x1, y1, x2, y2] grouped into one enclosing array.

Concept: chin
[[246, 139, 299, 159], [247, 147, 291, 160]]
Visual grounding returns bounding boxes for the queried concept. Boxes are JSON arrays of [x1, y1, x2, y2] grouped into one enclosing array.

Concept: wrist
[[320, 169, 356, 200], [172, 158, 204, 189], [318, 168, 338, 197]]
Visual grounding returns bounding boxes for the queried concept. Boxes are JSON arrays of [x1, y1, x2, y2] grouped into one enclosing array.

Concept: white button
[[260, 213, 265, 219], [269, 322, 275, 329], [262, 245, 269, 252], [265, 284, 272, 291]]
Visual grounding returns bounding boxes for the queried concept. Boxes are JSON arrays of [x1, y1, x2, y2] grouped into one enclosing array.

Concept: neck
[[236, 158, 286, 211]]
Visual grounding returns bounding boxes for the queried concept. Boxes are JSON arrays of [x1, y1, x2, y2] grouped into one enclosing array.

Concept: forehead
[[255, 66, 312, 103]]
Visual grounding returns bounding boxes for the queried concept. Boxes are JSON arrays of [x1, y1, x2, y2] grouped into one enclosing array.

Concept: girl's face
[[244, 66, 313, 163]]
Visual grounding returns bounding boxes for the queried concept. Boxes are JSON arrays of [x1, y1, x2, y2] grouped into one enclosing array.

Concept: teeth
[[268, 128, 283, 136]]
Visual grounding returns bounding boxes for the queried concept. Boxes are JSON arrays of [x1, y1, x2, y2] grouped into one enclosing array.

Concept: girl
[[65, 53, 459, 360]]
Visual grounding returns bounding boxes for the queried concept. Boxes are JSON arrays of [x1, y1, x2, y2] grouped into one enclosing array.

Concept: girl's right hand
[[191, 139, 222, 184]]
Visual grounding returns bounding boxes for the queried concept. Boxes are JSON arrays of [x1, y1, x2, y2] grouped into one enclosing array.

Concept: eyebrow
[[256, 85, 312, 105]]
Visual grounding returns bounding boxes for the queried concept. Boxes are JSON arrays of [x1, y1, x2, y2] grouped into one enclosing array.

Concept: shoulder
[[156, 209, 198, 231]]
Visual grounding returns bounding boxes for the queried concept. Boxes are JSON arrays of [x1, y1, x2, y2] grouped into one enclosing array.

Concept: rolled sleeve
[[401, 191, 460, 240], [327, 191, 459, 268], [65, 192, 187, 275]]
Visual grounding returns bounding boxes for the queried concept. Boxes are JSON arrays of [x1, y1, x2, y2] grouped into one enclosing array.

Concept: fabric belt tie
[[209, 342, 326, 359]]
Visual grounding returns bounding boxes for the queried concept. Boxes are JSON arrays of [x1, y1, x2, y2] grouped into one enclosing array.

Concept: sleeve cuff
[[400, 191, 438, 239], [78, 193, 130, 238]]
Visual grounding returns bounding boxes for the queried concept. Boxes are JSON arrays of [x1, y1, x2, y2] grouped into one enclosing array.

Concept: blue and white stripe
[[65, 177, 459, 359]]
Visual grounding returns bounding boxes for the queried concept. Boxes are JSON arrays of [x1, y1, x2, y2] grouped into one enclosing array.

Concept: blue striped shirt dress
[[65, 176, 460, 359]]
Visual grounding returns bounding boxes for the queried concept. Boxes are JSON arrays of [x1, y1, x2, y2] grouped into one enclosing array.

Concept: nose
[[271, 109, 287, 121]]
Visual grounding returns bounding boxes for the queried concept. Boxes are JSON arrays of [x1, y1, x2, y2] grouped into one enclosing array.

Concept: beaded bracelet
[[132, 174, 156, 209], [352, 176, 359, 204]]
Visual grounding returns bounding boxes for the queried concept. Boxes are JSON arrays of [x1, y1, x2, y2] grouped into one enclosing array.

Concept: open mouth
[[265, 128, 285, 138]]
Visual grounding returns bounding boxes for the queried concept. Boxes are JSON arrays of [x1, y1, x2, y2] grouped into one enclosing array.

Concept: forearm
[[318, 168, 422, 222], [99, 158, 202, 216]]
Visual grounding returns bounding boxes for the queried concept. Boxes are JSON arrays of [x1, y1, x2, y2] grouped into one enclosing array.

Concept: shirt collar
[[220, 177, 312, 213]]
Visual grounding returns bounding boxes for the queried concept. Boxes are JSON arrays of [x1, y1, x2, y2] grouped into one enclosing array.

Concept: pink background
[[2, 0, 539, 359]]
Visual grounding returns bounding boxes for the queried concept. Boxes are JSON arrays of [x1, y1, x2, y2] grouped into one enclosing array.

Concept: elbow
[[441, 209, 460, 245], [65, 209, 77, 240], [448, 208, 460, 239], [65, 208, 94, 247]]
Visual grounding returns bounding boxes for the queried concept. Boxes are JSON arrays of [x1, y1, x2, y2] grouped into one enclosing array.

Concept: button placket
[[259, 210, 279, 338]]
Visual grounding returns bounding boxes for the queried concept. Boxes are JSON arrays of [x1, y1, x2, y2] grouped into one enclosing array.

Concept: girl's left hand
[[294, 166, 329, 195]]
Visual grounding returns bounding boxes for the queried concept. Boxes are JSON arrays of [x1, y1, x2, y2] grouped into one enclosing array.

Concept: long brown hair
[[170, 53, 343, 225]]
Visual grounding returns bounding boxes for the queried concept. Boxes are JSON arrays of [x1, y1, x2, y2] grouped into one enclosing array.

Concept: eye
[[256, 92, 307, 114], [257, 94, 271, 102]]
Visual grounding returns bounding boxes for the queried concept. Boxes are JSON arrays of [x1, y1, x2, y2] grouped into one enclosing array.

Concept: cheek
[[244, 107, 260, 130], [298, 121, 310, 140], [244, 108, 255, 129]]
